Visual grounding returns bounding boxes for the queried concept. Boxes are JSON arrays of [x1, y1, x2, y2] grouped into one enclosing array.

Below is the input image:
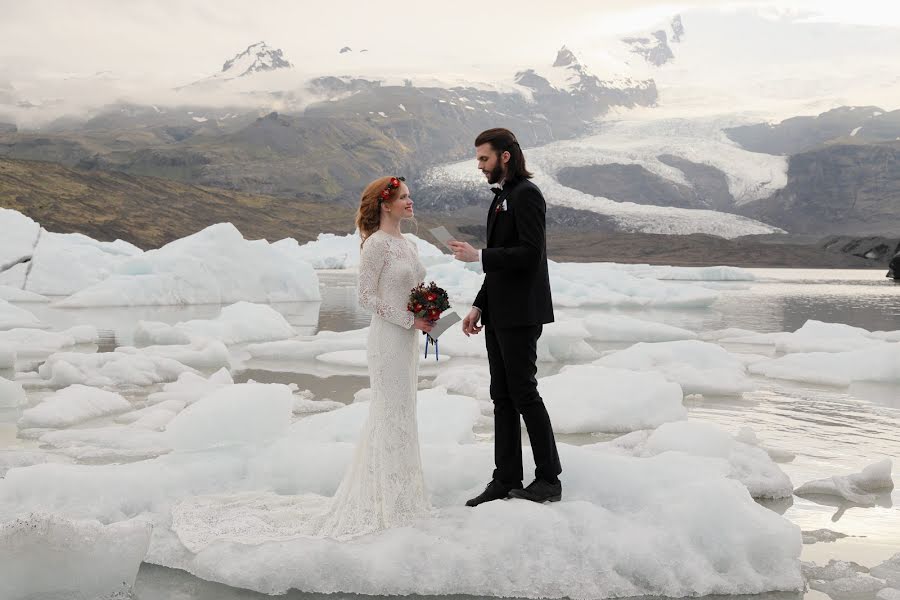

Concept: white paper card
[[429, 226, 456, 251], [428, 311, 462, 339]]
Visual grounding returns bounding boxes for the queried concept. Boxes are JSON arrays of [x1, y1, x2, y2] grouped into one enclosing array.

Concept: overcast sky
[[2, 0, 899, 86]]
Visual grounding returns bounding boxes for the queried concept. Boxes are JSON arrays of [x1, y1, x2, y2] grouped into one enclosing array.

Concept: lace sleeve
[[358, 236, 415, 329]]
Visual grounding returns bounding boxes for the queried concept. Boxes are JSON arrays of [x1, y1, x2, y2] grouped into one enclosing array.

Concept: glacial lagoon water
[[2, 268, 898, 599]]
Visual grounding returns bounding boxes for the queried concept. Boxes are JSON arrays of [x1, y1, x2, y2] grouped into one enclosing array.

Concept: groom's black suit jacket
[[473, 178, 554, 329]]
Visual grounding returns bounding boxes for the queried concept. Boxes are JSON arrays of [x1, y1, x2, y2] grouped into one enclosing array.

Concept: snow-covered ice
[[0, 513, 151, 600], [138, 301, 295, 346], [0, 376, 26, 408], [582, 313, 697, 342], [56, 223, 321, 307], [281, 231, 446, 270], [0, 285, 47, 302], [599, 420, 794, 498], [119, 341, 232, 370], [32, 350, 196, 388], [749, 344, 900, 386], [0, 208, 41, 270], [595, 339, 755, 395], [146, 368, 234, 406], [540, 365, 686, 433], [0, 326, 98, 356], [794, 459, 894, 505], [18, 385, 131, 429], [25, 230, 142, 296], [0, 299, 44, 330], [166, 383, 294, 451], [722, 320, 899, 353]]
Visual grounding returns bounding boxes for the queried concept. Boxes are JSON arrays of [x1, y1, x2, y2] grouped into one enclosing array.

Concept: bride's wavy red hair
[[356, 176, 397, 246]]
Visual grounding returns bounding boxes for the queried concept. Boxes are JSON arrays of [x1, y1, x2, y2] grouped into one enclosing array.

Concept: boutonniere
[[494, 199, 507, 214]]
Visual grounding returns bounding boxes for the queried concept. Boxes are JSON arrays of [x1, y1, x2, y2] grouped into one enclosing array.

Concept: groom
[[449, 128, 562, 506]]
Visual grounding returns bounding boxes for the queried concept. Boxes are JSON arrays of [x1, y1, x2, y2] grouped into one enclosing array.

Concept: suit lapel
[[486, 188, 508, 244]]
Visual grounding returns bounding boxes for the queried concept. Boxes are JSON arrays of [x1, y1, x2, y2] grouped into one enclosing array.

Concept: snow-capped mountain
[[221, 42, 292, 78], [183, 42, 294, 89]]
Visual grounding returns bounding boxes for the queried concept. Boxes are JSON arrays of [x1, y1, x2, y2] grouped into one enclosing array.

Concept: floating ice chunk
[[872, 553, 900, 588], [285, 232, 443, 270], [802, 558, 869, 581], [56, 223, 320, 307], [134, 320, 193, 346], [18, 385, 131, 429], [25, 230, 142, 296], [0, 375, 26, 408], [34, 350, 196, 388], [724, 320, 894, 353], [431, 365, 491, 400], [0, 326, 99, 356], [802, 528, 849, 544], [749, 344, 900, 386], [795, 459, 894, 505], [812, 574, 887, 596], [538, 320, 599, 362], [276, 233, 358, 269], [291, 391, 344, 414], [603, 421, 793, 498], [0, 513, 151, 600], [116, 399, 186, 430], [0, 450, 73, 477], [0, 299, 43, 330], [0, 208, 40, 270], [735, 427, 796, 462], [246, 328, 367, 361], [165, 383, 294, 451], [316, 349, 452, 367], [540, 365, 685, 433], [0, 443, 802, 598], [550, 262, 721, 308], [146, 368, 234, 406], [165, 301, 296, 345], [609, 264, 755, 281], [0, 285, 48, 302], [117, 341, 231, 370], [0, 263, 27, 288], [596, 340, 754, 395], [700, 328, 760, 341], [38, 426, 171, 460], [161, 472, 801, 597], [583, 313, 697, 342], [291, 388, 480, 445]]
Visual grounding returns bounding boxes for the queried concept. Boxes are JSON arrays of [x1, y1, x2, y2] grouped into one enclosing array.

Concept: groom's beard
[[486, 161, 505, 185]]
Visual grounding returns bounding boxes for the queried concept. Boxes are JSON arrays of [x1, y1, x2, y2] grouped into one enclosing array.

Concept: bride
[[171, 176, 434, 548], [316, 175, 434, 537]]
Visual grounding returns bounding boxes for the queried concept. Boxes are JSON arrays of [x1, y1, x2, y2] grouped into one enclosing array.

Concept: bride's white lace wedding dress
[[171, 230, 430, 550]]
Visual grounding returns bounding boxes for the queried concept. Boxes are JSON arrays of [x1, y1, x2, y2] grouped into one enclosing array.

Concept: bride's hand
[[414, 317, 434, 333]]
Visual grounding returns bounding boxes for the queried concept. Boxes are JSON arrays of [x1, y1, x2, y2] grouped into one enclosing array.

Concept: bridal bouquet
[[408, 282, 451, 360]]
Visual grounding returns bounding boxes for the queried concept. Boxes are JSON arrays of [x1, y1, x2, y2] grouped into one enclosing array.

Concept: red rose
[[390, 177, 399, 187], [414, 303, 422, 311], [381, 189, 390, 199], [426, 293, 436, 302]]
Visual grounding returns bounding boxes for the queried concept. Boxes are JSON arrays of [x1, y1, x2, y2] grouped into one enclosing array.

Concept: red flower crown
[[379, 176, 405, 203]]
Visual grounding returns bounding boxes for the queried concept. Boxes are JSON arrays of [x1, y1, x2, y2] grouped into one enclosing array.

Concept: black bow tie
[[490, 187, 503, 197]]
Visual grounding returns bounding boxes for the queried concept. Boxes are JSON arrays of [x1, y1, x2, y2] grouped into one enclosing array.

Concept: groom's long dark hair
[[475, 128, 533, 182]]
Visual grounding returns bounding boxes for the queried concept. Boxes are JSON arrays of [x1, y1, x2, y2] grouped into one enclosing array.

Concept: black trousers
[[485, 325, 562, 485]]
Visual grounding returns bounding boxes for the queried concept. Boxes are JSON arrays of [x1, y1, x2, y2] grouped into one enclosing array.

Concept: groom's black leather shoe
[[508, 479, 562, 503], [465, 479, 520, 507]]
